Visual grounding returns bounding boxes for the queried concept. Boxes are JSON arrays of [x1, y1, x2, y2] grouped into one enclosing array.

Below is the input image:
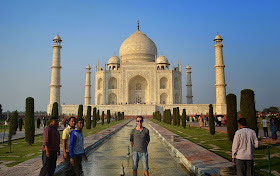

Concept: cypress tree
[[86, 106, 91, 129], [168, 109, 172, 124], [226, 94, 238, 142], [92, 107, 97, 128], [107, 110, 111, 124], [240, 89, 257, 133], [51, 102, 58, 118], [25, 97, 35, 146], [177, 107, 180, 127], [18, 117, 23, 131], [8, 110, 18, 152], [173, 108, 177, 126], [97, 110, 100, 121], [209, 104, 215, 137], [159, 112, 161, 122], [182, 109, 186, 128], [122, 112, 124, 119], [101, 111, 104, 125], [77, 104, 83, 120]]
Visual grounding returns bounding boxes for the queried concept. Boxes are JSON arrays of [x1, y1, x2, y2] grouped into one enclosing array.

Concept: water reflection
[[83, 121, 191, 175]]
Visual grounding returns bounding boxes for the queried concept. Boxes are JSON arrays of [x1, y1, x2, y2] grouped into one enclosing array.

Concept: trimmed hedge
[[226, 94, 238, 141], [25, 97, 35, 146]]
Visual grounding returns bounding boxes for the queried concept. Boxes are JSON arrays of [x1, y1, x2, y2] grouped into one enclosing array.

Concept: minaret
[[186, 65, 193, 104], [84, 65, 91, 105], [49, 34, 62, 108], [214, 34, 226, 105]]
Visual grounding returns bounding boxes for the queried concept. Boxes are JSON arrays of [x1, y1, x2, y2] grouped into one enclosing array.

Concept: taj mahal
[[47, 24, 227, 116]]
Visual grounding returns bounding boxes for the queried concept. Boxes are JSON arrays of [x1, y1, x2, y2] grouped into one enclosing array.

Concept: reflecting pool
[[83, 121, 192, 175]]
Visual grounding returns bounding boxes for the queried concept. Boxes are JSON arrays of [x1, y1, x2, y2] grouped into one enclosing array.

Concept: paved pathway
[[189, 122, 280, 144], [0, 120, 131, 176], [148, 120, 235, 175]]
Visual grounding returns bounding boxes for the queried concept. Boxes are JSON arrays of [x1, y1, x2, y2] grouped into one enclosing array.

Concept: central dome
[[119, 30, 157, 62]]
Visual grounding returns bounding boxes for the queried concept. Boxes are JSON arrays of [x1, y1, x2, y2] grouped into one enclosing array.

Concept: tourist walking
[[62, 117, 76, 176], [232, 118, 259, 176], [130, 116, 150, 176], [18, 117, 23, 131], [69, 118, 88, 176], [43, 117, 46, 128], [198, 116, 203, 128], [217, 116, 222, 126], [39, 117, 60, 176], [261, 117, 269, 138], [270, 118, 277, 140]]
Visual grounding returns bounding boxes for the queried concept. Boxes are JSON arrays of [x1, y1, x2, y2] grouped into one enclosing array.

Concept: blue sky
[[0, 0, 279, 112]]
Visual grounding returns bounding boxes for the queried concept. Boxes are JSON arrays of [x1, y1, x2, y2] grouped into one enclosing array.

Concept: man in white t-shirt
[[261, 117, 269, 138]]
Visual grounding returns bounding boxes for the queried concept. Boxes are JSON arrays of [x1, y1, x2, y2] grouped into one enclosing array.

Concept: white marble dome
[[53, 34, 62, 41], [157, 55, 169, 64], [119, 30, 157, 62], [108, 55, 120, 64], [214, 34, 222, 40]]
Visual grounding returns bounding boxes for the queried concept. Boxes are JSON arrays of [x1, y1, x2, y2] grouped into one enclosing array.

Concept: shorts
[[132, 151, 149, 171]]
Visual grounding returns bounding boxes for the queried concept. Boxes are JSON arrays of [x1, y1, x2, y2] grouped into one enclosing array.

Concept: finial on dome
[[161, 51, 163, 55], [137, 20, 139, 31], [114, 51, 116, 56]]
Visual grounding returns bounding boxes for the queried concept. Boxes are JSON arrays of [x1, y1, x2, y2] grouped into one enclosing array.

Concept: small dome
[[157, 55, 169, 64], [119, 30, 157, 62], [53, 34, 62, 41], [86, 65, 91, 69], [108, 55, 120, 64], [186, 65, 191, 69], [214, 34, 223, 41]]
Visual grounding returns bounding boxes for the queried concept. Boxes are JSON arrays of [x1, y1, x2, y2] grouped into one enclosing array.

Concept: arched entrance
[[128, 75, 149, 104]]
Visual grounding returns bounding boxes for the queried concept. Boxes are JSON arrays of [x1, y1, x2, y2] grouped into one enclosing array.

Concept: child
[[69, 118, 88, 176]]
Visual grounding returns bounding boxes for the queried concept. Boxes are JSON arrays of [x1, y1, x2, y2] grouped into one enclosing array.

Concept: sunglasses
[[136, 120, 143, 122]]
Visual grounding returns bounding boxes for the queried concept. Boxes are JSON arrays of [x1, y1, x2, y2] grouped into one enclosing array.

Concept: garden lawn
[[0, 119, 125, 169], [150, 119, 280, 176]]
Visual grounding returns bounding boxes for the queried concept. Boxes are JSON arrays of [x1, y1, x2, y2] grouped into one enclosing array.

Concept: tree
[[77, 105, 83, 120], [226, 94, 238, 142], [0, 104, 2, 115], [177, 107, 180, 127], [107, 110, 111, 124], [18, 117, 23, 131], [51, 102, 58, 118], [209, 104, 215, 137], [97, 110, 100, 121], [8, 111, 18, 152], [86, 106, 91, 129], [167, 109, 172, 124], [92, 107, 97, 128], [182, 109, 186, 128], [25, 97, 35, 146], [101, 111, 104, 125], [262, 107, 279, 114], [240, 89, 257, 133], [173, 108, 177, 126]]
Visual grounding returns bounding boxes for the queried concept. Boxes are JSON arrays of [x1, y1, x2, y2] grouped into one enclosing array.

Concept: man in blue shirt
[[69, 118, 87, 176]]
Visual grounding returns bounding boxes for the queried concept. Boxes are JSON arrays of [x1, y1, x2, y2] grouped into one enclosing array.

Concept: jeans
[[39, 150, 58, 176], [236, 159, 254, 176], [263, 127, 269, 138], [132, 151, 149, 171]]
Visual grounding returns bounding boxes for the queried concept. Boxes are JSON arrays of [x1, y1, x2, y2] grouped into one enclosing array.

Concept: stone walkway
[[0, 120, 131, 176], [148, 120, 235, 175]]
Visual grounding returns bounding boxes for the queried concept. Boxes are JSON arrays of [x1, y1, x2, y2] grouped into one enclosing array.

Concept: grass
[[0, 119, 125, 169], [150, 119, 280, 176]]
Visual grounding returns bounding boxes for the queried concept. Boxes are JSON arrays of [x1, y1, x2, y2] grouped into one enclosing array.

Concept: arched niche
[[160, 93, 168, 104], [128, 75, 149, 104], [108, 93, 117, 105], [97, 78, 103, 90], [160, 77, 168, 89], [97, 94, 103, 105], [108, 77, 117, 89]]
